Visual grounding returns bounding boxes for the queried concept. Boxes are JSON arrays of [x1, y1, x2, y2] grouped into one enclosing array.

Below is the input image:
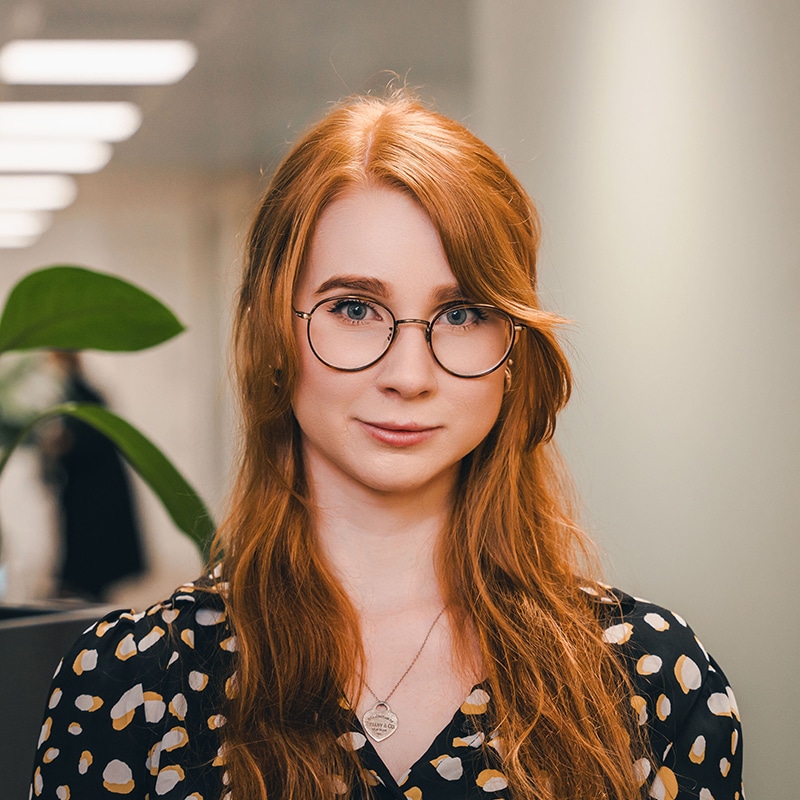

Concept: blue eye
[[326, 298, 384, 324], [445, 308, 469, 326], [344, 302, 368, 320]]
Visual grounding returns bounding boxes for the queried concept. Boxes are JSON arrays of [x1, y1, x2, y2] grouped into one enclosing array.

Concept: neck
[[308, 471, 453, 616]]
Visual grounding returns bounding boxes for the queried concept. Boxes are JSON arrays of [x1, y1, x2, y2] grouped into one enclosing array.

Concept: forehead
[[295, 186, 459, 303]]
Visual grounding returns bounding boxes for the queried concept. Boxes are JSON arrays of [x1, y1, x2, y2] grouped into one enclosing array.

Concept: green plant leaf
[[0, 265, 185, 355], [66, 403, 215, 553], [0, 403, 215, 554]]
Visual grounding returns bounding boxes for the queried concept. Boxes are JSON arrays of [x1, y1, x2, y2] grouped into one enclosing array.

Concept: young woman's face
[[291, 186, 507, 503]]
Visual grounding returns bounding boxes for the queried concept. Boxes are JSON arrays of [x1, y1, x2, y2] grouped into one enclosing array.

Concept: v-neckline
[[351, 681, 489, 796]]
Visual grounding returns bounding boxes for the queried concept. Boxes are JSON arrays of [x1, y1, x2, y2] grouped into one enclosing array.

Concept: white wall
[[472, 2, 799, 797], [0, 167, 258, 606]]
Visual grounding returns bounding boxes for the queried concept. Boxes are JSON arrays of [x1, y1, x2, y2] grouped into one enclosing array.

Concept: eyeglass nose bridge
[[385, 318, 436, 357], [392, 317, 433, 338]]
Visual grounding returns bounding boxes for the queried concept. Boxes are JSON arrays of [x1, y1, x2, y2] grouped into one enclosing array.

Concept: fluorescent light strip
[[0, 139, 112, 173], [0, 40, 197, 85], [0, 234, 40, 248], [0, 175, 78, 211], [0, 102, 141, 142], [0, 210, 52, 238]]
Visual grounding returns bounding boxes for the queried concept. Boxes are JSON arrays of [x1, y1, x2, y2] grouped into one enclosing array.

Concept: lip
[[359, 420, 440, 447]]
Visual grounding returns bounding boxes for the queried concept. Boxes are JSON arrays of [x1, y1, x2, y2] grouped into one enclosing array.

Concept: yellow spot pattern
[[78, 750, 92, 775], [102, 759, 134, 794], [460, 688, 490, 715], [169, 693, 188, 720], [74, 694, 103, 712], [189, 671, 209, 691], [675, 655, 702, 694], [644, 612, 670, 631], [48, 688, 63, 709], [430, 755, 463, 780], [43, 747, 59, 764], [636, 654, 663, 675], [38, 717, 52, 748], [72, 649, 98, 676], [476, 769, 509, 792], [656, 693, 671, 721], [649, 766, 678, 800], [630, 695, 648, 725], [633, 757, 652, 786], [114, 634, 137, 661], [602, 622, 634, 644], [32, 766, 43, 796], [155, 764, 185, 795], [689, 735, 706, 764]]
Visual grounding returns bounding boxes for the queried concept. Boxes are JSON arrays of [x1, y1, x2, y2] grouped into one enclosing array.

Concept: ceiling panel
[[0, 0, 472, 172]]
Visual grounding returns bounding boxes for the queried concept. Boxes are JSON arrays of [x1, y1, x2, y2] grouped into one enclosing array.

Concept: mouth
[[359, 420, 440, 446]]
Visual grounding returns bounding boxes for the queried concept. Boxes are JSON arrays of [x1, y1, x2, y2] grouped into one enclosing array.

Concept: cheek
[[457, 376, 506, 443], [291, 344, 361, 437]]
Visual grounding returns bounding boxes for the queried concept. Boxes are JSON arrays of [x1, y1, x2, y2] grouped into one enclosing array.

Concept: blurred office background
[[0, 1, 796, 796]]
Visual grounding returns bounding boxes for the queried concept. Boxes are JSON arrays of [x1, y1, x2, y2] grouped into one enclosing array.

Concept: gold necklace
[[360, 607, 447, 742]]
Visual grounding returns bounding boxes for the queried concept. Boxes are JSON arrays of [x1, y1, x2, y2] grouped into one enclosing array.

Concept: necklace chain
[[363, 606, 447, 704]]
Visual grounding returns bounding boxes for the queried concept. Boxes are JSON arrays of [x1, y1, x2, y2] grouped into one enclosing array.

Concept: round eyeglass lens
[[306, 297, 395, 370], [430, 305, 514, 376], [304, 298, 515, 376]]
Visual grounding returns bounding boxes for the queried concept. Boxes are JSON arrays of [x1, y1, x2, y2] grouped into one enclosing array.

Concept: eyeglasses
[[293, 296, 522, 378]]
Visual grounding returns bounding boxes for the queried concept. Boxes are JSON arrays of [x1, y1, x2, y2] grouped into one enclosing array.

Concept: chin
[[356, 464, 458, 499]]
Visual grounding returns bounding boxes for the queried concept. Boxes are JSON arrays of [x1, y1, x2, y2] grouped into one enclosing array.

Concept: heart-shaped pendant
[[362, 701, 399, 742]]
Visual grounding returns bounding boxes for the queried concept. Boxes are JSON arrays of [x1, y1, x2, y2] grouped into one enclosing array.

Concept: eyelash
[[326, 298, 381, 321], [322, 297, 487, 322]]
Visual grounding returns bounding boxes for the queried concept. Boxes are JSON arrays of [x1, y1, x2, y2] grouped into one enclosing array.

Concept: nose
[[374, 319, 437, 397]]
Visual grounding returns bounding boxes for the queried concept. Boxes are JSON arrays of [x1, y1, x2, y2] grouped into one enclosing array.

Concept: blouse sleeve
[[29, 586, 232, 799], [605, 597, 744, 800]]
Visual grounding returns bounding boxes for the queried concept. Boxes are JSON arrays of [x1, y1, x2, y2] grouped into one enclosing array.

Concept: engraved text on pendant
[[362, 701, 398, 742]]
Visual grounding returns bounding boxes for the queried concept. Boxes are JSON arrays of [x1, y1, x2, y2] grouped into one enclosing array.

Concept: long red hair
[[213, 91, 646, 799]]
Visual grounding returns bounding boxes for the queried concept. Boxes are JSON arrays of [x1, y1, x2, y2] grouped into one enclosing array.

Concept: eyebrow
[[314, 275, 388, 296], [314, 274, 466, 304]]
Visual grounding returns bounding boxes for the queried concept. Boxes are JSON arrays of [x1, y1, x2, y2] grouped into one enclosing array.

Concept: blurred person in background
[[42, 351, 145, 602]]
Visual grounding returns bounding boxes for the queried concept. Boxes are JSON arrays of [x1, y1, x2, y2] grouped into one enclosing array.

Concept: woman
[[30, 92, 743, 800]]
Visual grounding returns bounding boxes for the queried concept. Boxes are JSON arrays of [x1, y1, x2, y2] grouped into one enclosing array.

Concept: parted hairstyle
[[213, 90, 646, 799]]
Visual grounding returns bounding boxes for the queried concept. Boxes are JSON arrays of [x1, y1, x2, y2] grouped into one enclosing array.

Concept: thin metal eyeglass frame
[[293, 296, 524, 378]]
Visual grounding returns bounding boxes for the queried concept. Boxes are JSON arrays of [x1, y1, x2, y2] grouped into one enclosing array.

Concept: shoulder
[[31, 576, 232, 798], [62, 574, 234, 679], [596, 588, 713, 677], [596, 587, 736, 702], [593, 587, 744, 798]]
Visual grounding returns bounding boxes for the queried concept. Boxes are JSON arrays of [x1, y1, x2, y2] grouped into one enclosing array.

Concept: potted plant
[[0, 264, 214, 556], [0, 264, 215, 800]]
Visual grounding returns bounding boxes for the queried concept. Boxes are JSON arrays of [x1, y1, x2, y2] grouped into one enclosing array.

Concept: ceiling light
[[0, 139, 112, 172], [0, 102, 141, 141], [0, 233, 40, 248], [0, 40, 197, 85], [0, 175, 78, 210], [0, 210, 52, 238]]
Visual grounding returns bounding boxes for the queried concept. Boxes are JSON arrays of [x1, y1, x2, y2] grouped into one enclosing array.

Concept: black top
[[29, 578, 744, 799], [46, 373, 144, 600]]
